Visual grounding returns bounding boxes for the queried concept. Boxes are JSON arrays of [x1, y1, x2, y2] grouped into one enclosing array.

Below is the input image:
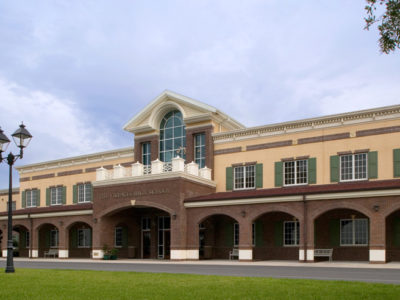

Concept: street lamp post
[[0, 124, 32, 273]]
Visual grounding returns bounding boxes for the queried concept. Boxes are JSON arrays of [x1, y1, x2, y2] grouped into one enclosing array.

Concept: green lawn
[[0, 269, 399, 300]]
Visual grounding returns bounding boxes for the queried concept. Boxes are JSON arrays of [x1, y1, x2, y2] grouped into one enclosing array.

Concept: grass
[[0, 268, 399, 300]]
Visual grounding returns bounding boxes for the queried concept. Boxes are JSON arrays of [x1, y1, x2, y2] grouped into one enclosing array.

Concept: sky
[[0, 1, 399, 188]]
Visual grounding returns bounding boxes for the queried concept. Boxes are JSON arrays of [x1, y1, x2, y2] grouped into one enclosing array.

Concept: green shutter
[[122, 227, 128, 247], [329, 219, 340, 247], [226, 167, 233, 191], [368, 151, 378, 179], [22, 191, 26, 208], [20, 231, 26, 248], [46, 188, 50, 206], [70, 229, 78, 248], [256, 163, 263, 188], [308, 157, 316, 184], [330, 155, 339, 183], [255, 220, 263, 247], [224, 222, 234, 247], [394, 218, 400, 247], [45, 230, 51, 248], [274, 161, 283, 187], [36, 190, 40, 207], [274, 221, 283, 246], [394, 149, 400, 177], [73, 185, 78, 204], [62, 186, 67, 205]]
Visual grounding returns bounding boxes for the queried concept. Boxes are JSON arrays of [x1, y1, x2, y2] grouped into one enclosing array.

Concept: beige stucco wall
[[214, 118, 400, 192]]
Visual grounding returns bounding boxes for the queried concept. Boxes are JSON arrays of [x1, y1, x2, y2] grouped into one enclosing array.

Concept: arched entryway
[[252, 211, 300, 261], [68, 222, 92, 258], [198, 214, 239, 260], [38, 223, 59, 258], [314, 208, 369, 261], [13, 225, 30, 257], [386, 210, 400, 262], [100, 206, 171, 259]]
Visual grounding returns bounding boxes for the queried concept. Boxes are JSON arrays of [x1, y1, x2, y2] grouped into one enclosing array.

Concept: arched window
[[159, 110, 186, 162]]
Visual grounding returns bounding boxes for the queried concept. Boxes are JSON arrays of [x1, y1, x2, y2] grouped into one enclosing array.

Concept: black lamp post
[[0, 124, 32, 273]]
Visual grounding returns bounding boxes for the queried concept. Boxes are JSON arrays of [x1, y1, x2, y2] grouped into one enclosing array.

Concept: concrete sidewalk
[[3, 257, 400, 269]]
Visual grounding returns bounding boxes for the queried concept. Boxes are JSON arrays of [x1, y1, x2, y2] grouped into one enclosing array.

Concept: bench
[[44, 249, 58, 258], [314, 249, 333, 261], [229, 248, 239, 260]]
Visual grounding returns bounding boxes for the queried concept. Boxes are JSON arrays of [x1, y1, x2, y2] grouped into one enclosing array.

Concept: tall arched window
[[159, 110, 186, 162]]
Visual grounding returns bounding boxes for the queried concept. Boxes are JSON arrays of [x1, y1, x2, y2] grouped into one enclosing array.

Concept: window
[[50, 186, 63, 205], [284, 221, 299, 246], [252, 223, 255, 246], [159, 110, 186, 162], [194, 133, 206, 168], [50, 229, 59, 248], [340, 219, 368, 246], [234, 165, 255, 190], [340, 153, 367, 181], [26, 190, 38, 207], [284, 160, 308, 186], [78, 228, 91, 248], [26, 231, 30, 248], [78, 183, 92, 203], [234, 223, 239, 247], [142, 142, 151, 166], [142, 217, 151, 231], [115, 227, 123, 247]]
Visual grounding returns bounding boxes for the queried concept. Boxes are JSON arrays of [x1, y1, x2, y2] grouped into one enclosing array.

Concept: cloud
[[0, 77, 115, 187]]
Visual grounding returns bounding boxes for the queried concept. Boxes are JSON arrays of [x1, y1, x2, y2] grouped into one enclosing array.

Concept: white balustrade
[[131, 162, 144, 177], [199, 166, 212, 180], [113, 164, 125, 179], [172, 156, 185, 172], [186, 161, 199, 176], [96, 167, 108, 181], [151, 159, 163, 174]]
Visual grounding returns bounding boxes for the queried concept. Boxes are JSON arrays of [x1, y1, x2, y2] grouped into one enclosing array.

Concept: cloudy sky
[[0, 1, 399, 188]]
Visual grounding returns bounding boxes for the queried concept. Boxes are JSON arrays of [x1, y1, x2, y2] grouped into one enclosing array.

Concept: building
[[1, 90, 400, 263]]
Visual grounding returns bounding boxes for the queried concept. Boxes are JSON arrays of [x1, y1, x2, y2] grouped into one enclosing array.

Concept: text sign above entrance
[[99, 188, 170, 200]]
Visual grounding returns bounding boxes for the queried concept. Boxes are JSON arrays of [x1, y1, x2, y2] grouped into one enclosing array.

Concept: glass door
[[158, 216, 171, 259]]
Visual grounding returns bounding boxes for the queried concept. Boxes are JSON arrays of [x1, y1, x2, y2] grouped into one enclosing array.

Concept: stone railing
[[96, 156, 212, 181]]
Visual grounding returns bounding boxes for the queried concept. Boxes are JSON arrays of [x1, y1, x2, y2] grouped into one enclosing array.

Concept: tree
[[364, 0, 400, 54]]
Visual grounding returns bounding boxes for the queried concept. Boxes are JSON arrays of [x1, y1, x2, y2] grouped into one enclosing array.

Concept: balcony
[[96, 156, 212, 182]]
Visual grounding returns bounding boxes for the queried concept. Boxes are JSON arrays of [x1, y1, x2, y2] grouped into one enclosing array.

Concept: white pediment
[[123, 90, 245, 134]]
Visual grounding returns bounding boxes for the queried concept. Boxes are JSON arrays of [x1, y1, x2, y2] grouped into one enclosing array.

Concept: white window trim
[[233, 165, 256, 190], [50, 186, 63, 206], [114, 227, 123, 248], [194, 133, 206, 168], [339, 153, 368, 182], [77, 228, 91, 248], [78, 183, 92, 203], [26, 190, 38, 208], [283, 160, 308, 187], [340, 218, 369, 246], [283, 221, 300, 247], [233, 223, 239, 247]]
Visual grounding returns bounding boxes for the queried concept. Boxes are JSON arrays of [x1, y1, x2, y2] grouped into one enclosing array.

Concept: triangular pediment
[[123, 90, 245, 135]]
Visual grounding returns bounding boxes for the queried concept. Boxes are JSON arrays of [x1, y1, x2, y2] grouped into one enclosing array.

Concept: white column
[[172, 156, 185, 172], [131, 162, 144, 176], [96, 167, 108, 181], [186, 161, 199, 176], [151, 159, 163, 174], [113, 164, 125, 179], [199, 167, 212, 180], [238, 249, 253, 260], [369, 249, 386, 263]]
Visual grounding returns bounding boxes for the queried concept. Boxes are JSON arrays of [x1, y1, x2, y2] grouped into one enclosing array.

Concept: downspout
[[303, 194, 307, 262]]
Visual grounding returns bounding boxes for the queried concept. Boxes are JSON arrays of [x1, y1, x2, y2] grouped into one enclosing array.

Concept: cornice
[[16, 147, 134, 174], [212, 104, 400, 144], [0, 188, 19, 195]]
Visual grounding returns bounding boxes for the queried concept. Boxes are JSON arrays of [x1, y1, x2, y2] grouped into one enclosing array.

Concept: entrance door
[[158, 216, 171, 259], [141, 217, 151, 259]]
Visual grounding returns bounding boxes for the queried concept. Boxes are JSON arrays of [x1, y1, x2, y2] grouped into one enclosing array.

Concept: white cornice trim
[[212, 104, 400, 144], [0, 209, 93, 220], [93, 171, 216, 188], [16, 147, 134, 174], [185, 188, 400, 208]]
